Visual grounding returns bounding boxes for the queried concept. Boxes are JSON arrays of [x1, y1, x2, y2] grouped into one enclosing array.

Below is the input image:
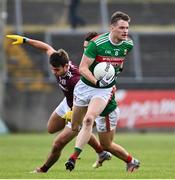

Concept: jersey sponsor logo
[[96, 55, 124, 66]]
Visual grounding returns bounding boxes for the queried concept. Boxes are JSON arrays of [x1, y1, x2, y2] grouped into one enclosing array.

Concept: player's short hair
[[110, 11, 130, 25], [49, 49, 69, 67], [84, 31, 98, 41]]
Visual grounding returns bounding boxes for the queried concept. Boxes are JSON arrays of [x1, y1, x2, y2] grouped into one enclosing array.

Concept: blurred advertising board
[[116, 90, 175, 129]]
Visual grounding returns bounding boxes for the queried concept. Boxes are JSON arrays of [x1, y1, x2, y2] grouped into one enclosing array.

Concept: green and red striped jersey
[[81, 32, 133, 88]]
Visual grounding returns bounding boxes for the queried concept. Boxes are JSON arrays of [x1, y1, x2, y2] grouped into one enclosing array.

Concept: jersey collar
[[61, 65, 71, 78], [109, 33, 123, 46]]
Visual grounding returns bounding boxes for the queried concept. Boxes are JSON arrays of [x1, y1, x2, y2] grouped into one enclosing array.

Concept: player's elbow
[[47, 127, 56, 134]]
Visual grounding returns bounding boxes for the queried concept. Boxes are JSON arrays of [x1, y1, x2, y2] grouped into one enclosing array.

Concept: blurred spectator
[[67, 0, 86, 29]]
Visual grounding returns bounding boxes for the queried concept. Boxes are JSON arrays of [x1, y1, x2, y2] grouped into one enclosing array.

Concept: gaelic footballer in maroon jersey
[[53, 61, 80, 108]]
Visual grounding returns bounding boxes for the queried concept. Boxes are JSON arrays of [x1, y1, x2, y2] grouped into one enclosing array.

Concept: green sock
[[70, 147, 82, 160]]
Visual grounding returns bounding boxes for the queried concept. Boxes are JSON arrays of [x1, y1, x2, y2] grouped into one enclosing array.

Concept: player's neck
[[61, 65, 70, 77], [109, 32, 122, 45]]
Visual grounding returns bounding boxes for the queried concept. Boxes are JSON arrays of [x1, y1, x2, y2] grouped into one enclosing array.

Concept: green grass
[[0, 133, 175, 179]]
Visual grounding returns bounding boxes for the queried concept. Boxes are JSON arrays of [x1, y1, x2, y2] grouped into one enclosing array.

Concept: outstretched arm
[[6, 35, 56, 57], [27, 38, 56, 56]]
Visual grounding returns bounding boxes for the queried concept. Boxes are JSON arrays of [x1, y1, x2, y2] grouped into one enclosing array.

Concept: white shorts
[[95, 107, 120, 132], [55, 98, 72, 128], [55, 96, 119, 132], [73, 80, 114, 107]]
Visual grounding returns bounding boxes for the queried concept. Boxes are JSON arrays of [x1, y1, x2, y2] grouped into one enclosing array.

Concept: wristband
[[23, 37, 29, 43]]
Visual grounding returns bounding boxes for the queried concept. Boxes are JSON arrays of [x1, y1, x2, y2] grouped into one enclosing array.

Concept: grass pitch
[[0, 132, 175, 179]]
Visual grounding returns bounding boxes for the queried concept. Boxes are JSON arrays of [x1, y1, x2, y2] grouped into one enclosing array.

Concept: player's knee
[[47, 125, 56, 134], [83, 115, 94, 127], [47, 127, 54, 134], [47, 121, 61, 134]]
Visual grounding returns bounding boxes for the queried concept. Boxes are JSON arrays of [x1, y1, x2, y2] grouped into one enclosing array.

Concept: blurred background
[[0, 0, 175, 133]]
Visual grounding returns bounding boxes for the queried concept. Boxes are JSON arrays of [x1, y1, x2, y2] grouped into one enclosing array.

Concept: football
[[93, 62, 115, 80]]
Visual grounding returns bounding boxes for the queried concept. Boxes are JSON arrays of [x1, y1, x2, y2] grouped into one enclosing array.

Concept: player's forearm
[[6, 34, 56, 56], [79, 66, 97, 85], [79, 55, 97, 85]]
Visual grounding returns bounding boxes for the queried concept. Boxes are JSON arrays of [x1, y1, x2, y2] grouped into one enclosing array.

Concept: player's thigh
[[54, 126, 77, 145], [71, 105, 87, 130], [85, 87, 115, 118], [48, 98, 71, 133], [48, 111, 66, 133], [86, 97, 107, 118]]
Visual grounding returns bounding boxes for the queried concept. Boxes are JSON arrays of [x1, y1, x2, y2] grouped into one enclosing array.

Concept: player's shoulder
[[123, 37, 134, 47], [69, 61, 78, 69], [92, 32, 109, 46], [69, 61, 80, 75]]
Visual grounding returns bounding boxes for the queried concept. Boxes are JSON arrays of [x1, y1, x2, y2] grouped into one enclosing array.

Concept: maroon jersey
[[55, 62, 80, 108]]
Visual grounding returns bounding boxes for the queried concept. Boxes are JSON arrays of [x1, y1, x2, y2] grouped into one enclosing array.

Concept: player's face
[[110, 19, 129, 41], [50, 65, 68, 76]]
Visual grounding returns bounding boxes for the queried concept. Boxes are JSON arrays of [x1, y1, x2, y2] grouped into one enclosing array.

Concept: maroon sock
[[40, 164, 49, 172]]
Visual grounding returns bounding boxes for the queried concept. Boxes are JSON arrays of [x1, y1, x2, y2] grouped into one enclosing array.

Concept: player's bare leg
[[89, 134, 112, 168], [71, 105, 87, 132], [32, 126, 77, 173], [98, 129, 140, 172], [76, 98, 107, 149], [65, 98, 107, 171], [47, 111, 66, 133], [32, 118, 111, 173]]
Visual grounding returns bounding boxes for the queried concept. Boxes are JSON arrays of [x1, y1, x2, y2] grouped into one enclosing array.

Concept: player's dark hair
[[84, 31, 98, 41], [110, 11, 130, 25], [49, 49, 69, 67]]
